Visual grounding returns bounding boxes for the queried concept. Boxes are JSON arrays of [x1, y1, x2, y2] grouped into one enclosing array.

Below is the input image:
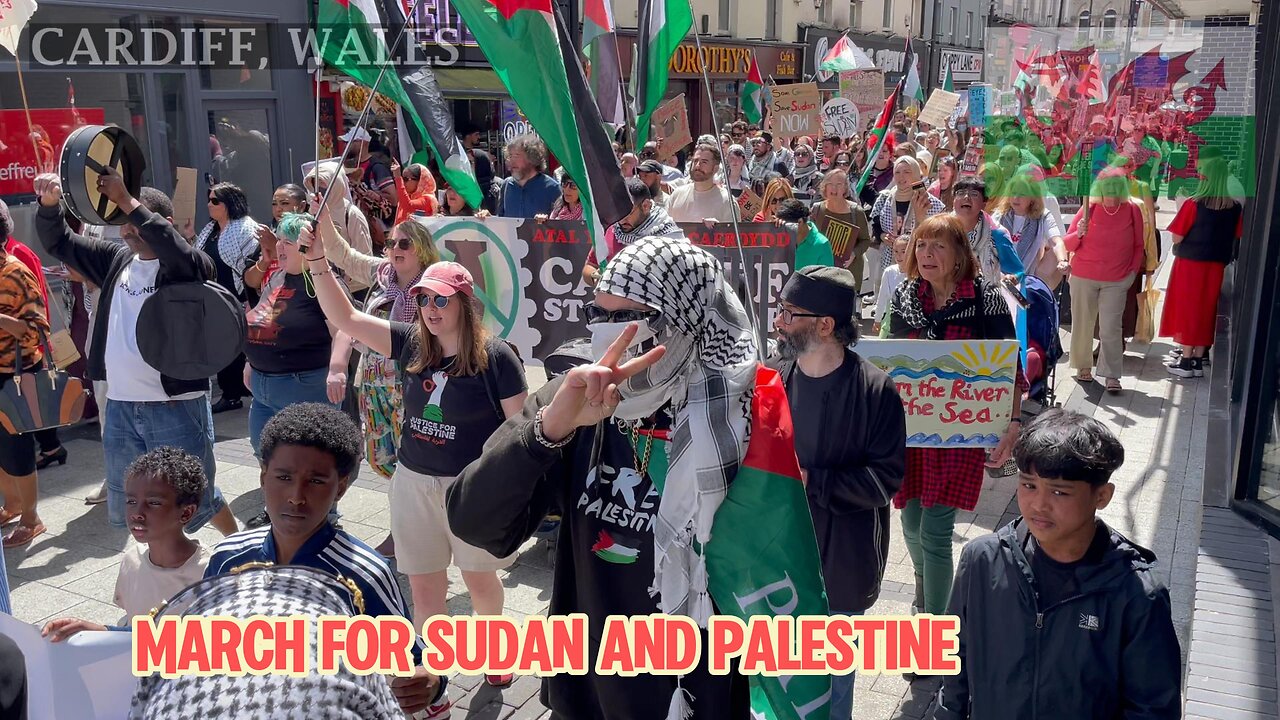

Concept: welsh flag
[[316, 0, 483, 208], [855, 80, 902, 195], [819, 34, 876, 73], [741, 55, 765, 125], [449, 0, 632, 257], [635, 0, 693, 147], [707, 366, 830, 720]]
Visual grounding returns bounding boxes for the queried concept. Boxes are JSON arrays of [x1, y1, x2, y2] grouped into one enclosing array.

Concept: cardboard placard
[[821, 98, 861, 139], [737, 187, 763, 220], [918, 89, 961, 129], [769, 82, 822, 138], [859, 339, 1020, 447], [839, 70, 885, 130], [967, 84, 990, 127], [652, 94, 692, 163], [171, 167, 198, 239]]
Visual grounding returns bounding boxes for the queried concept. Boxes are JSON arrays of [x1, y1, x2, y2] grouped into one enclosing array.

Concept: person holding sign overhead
[[883, 214, 1025, 635]]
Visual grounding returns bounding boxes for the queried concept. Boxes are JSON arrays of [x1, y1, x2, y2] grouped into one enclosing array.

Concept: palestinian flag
[[819, 34, 876, 73], [634, 0, 692, 147], [855, 80, 902, 195], [582, 0, 626, 127], [315, 0, 483, 208], [707, 366, 830, 720], [903, 37, 924, 104], [942, 62, 954, 93], [741, 55, 765, 125], [591, 530, 639, 564], [449, 0, 632, 258]]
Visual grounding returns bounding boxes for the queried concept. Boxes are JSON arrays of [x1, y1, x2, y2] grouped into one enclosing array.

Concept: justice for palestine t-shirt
[[390, 321, 527, 477]]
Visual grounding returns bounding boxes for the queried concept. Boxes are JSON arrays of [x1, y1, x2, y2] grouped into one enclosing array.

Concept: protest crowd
[[0, 5, 1251, 720]]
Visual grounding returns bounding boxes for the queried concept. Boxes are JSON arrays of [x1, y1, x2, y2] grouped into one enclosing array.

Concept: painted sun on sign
[[950, 342, 1018, 379]]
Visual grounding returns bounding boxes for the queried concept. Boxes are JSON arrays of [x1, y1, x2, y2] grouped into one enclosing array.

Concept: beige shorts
[[389, 465, 516, 575]]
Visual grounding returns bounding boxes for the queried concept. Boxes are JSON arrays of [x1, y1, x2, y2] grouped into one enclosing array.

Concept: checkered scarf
[[597, 237, 757, 625], [129, 570, 402, 720]]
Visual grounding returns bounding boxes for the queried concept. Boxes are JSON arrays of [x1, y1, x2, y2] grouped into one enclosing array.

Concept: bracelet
[[533, 407, 574, 450], [307, 256, 327, 263], [309, 268, 332, 277]]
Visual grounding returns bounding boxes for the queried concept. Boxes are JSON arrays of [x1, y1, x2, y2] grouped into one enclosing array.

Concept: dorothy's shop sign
[[421, 218, 795, 363]]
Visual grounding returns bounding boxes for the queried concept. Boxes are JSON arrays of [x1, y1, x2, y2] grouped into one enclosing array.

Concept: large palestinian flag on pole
[[634, 0, 692, 147], [582, 0, 626, 128], [741, 54, 765, 125], [449, 0, 631, 257], [855, 80, 903, 195], [315, 0, 483, 208]]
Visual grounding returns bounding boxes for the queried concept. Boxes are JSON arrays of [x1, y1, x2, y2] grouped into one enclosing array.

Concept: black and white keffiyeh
[[597, 237, 757, 625], [197, 215, 260, 296], [611, 205, 684, 248]]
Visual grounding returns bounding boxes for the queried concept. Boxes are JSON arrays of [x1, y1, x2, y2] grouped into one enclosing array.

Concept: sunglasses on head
[[416, 294, 451, 309], [583, 303, 661, 325]]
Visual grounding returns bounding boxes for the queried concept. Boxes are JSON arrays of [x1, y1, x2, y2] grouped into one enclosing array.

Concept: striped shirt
[[206, 523, 427, 662]]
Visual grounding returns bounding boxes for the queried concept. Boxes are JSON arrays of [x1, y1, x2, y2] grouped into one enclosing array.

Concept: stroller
[[1023, 275, 1064, 409]]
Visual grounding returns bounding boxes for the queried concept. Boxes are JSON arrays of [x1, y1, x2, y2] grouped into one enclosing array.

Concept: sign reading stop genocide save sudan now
[[769, 82, 822, 138], [420, 218, 795, 363], [859, 339, 1020, 447]]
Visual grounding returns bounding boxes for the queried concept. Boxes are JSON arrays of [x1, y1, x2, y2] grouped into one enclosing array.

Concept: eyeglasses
[[835, 160, 851, 167], [954, 189, 985, 199], [583, 303, 661, 325], [779, 308, 822, 324], [561, 180, 576, 189], [416, 294, 450, 309], [208, 197, 221, 205], [390, 237, 414, 251]]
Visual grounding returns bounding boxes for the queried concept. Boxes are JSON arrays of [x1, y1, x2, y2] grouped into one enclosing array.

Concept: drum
[[59, 125, 146, 226]]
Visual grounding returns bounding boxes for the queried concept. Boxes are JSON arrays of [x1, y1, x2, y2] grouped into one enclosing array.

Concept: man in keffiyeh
[[447, 237, 758, 719], [582, 178, 687, 287]]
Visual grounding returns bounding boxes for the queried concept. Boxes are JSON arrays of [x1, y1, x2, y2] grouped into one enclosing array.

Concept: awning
[[434, 67, 509, 99]]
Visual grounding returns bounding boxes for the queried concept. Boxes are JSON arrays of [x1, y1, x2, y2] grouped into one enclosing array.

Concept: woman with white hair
[[870, 156, 945, 299]]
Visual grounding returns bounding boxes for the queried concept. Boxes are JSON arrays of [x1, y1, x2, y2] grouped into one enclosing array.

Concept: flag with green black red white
[[448, 0, 632, 260], [634, 0, 693, 147]]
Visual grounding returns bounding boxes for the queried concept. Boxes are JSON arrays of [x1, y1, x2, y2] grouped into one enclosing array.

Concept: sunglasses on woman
[[583, 303, 660, 325], [208, 196, 221, 205], [389, 237, 414, 251], [416, 294, 450, 309], [561, 180, 577, 189]]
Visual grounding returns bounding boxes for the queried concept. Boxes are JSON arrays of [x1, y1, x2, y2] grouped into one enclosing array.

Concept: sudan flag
[[449, 0, 632, 256], [741, 55, 765, 125], [315, 0, 483, 208], [706, 366, 830, 720], [855, 80, 902, 195]]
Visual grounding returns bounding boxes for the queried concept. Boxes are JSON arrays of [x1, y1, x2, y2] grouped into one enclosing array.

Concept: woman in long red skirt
[[1161, 157, 1243, 378]]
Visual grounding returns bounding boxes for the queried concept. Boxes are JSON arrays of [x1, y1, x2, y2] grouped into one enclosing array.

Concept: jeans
[[899, 499, 959, 615], [103, 396, 223, 531], [248, 368, 336, 456], [828, 610, 864, 720]]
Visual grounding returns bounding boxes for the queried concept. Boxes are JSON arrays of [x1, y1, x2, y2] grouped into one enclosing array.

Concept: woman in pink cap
[[300, 220, 528, 689]]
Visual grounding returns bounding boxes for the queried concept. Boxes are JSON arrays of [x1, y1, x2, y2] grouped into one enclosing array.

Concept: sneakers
[[486, 673, 515, 687], [1166, 357, 1203, 378], [418, 685, 452, 719]]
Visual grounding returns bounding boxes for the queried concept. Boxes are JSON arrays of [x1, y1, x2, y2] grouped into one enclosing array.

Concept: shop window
[[194, 18, 273, 92], [208, 108, 275, 218]]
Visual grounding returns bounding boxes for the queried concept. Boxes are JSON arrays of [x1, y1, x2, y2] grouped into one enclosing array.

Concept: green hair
[[276, 212, 316, 243]]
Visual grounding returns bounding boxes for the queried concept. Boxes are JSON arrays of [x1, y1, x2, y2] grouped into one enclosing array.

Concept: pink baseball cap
[[411, 261, 474, 298]]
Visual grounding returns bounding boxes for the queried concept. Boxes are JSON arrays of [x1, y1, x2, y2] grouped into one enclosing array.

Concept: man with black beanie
[[768, 265, 907, 720]]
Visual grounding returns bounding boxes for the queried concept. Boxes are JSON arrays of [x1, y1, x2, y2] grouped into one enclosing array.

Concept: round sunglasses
[[416, 294, 451, 309]]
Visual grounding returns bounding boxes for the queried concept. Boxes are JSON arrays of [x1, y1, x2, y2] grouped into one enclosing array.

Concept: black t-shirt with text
[[245, 272, 332, 374], [390, 321, 527, 477]]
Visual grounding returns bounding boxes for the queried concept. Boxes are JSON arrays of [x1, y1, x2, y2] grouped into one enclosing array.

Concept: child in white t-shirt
[[874, 236, 911, 334], [43, 448, 210, 639]]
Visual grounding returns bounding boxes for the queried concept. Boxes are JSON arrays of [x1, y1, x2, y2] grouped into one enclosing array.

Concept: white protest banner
[[918, 89, 961, 129], [858, 339, 1020, 447], [769, 82, 822, 138], [0, 614, 135, 719], [821, 98, 861, 139], [651, 94, 692, 163], [967, 84, 990, 127], [839, 70, 884, 130]]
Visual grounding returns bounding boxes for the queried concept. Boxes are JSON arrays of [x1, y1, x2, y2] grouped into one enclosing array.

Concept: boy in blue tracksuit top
[[935, 408, 1181, 719]]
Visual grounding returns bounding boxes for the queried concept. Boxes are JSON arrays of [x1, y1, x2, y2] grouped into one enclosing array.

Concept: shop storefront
[[0, 0, 315, 237], [615, 33, 802, 137], [930, 45, 984, 91]]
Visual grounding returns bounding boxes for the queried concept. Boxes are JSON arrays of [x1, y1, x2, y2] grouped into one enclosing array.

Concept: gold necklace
[[629, 425, 656, 477], [1101, 202, 1122, 216]]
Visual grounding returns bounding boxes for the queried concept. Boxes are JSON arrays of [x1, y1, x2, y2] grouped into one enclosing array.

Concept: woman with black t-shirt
[[199, 182, 259, 413], [243, 213, 348, 455], [301, 218, 528, 689]]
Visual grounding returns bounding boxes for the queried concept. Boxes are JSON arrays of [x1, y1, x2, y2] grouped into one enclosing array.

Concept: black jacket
[[36, 203, 215, 396], [934, 519, 1182, 720], [769, 350, 906, 612], [446, 378, 749, 720]]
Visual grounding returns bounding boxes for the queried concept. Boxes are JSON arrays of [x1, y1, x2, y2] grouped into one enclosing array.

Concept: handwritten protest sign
[[171, 167, 198, 239], [858, 339, 1019, 447], [967, 84, 990, 127], [652, 94, 692, 163], [839, 70, 884, 129], [738, 186, 763, 220], [821, 98, 861, 139], [770, 82, 822, 137], [918, 89, 961, 129]]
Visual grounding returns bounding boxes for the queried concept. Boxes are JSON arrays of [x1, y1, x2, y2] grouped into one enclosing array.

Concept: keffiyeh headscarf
[[597, 237, 758, 626], [197, 215, 260, 295], [611, 205, 684, 248]]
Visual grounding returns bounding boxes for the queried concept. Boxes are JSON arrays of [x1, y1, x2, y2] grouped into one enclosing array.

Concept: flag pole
[[12, 58, 43, 171], [685, 0, 763, 361], [312, 0, 428, 220], [312, 66, 322, 187]]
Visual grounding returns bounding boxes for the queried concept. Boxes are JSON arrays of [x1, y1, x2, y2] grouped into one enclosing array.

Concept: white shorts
[[388, 465, 516, 575]]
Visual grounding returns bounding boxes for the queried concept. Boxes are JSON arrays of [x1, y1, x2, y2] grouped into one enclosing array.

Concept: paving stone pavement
[[3, 208, 1213, 720]]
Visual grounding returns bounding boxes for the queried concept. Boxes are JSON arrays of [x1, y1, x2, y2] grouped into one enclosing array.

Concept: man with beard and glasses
[[446, 237, 758, 719], [768, 265, 906, 719], [582, 178, 685, 287], [748, 134, 777, 184], [665, 143, 738, 224]]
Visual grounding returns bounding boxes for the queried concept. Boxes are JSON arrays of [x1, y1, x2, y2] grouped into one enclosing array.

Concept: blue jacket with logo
[[934, 518, 1181, 720]]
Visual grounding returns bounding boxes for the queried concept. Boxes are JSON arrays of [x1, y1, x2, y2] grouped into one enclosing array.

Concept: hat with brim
[[410, 261, 475, 298]]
